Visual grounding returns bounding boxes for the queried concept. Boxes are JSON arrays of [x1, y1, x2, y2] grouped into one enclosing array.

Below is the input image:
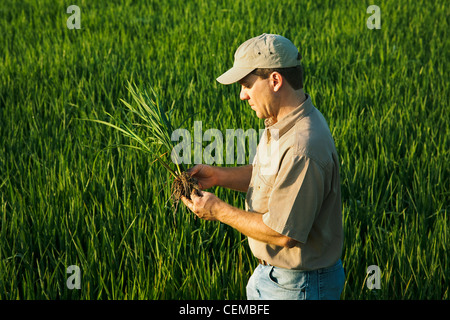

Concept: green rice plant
[[84, 81, 198, 204]]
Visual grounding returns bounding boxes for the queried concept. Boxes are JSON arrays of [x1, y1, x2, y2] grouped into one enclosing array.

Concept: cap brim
[[216, 67, 255, 85]]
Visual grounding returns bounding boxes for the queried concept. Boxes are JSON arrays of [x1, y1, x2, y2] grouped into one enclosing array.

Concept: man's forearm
[[215, 165, 252, 192], [213, 200, 297, 248]]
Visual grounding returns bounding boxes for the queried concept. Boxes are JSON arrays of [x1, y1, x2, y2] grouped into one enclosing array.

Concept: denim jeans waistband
[[269, 259, 343, 274]]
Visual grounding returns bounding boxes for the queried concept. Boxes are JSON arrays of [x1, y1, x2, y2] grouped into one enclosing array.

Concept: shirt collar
[[264, 94, 314, 141]]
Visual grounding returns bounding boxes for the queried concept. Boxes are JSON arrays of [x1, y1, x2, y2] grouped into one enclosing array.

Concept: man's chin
[[254, 111, 264, 119], [252, 108, 268, 119]]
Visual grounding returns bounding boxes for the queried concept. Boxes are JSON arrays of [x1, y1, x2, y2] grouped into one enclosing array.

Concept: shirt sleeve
[[262, 148, 325, 244]]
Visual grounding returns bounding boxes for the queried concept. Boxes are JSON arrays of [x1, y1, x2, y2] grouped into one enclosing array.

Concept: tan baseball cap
[[216, 33, 301, 85]]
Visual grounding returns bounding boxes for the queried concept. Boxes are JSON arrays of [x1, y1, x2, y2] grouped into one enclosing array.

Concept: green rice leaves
[[85, 82, 183, 178]]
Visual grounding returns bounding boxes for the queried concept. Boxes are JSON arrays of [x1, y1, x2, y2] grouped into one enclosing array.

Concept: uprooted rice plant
[[87, 82, 200, 206]]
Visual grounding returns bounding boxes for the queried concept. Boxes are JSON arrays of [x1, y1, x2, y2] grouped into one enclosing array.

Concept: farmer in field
[[181, 33, 345, 300]]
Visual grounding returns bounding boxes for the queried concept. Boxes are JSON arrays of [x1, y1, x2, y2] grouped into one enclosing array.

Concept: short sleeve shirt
[[245, 95, 343, 270]]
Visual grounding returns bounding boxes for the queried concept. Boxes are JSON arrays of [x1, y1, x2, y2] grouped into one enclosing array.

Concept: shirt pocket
[[246, 169, 276, 214]]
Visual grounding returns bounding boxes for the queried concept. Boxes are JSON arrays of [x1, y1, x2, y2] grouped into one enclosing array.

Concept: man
[[181, 33, 345, 300]]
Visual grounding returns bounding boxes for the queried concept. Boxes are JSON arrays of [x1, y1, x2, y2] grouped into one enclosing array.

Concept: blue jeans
[[246, 260, 345, 300]]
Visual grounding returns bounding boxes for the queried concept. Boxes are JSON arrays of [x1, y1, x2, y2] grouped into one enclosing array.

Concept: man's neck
[[271, 89, 306, 123]]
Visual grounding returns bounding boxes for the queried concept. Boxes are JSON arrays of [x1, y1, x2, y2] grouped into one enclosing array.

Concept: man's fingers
[[191, 189, 203, 199], [181, 195, 193, 210], [187, 165, 200, 176]]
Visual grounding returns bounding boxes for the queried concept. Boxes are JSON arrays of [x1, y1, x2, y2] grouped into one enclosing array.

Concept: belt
[[258, 259, 269, 266]]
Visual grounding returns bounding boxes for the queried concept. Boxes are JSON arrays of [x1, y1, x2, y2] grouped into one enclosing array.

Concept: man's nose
[[240, 87, 249, 100]]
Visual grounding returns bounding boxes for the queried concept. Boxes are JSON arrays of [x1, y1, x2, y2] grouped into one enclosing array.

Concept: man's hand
[[181, 189, 298, 248], [188, 164, 252, 193], [188, 164, 217, 190], [181, 189, 222, 221]]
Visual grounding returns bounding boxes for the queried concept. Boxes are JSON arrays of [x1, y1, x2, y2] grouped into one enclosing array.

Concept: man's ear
[[270, 72, 283, 92]]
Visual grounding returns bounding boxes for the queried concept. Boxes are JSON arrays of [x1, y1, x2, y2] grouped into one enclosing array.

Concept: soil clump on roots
[[171, 171, 200, 205]]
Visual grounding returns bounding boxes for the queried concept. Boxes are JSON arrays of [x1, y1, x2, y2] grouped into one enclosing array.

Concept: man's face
[[238, 74, 277, 119]]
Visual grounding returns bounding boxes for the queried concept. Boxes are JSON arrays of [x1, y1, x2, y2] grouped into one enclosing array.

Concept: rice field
[[0, 0, 448, 300]]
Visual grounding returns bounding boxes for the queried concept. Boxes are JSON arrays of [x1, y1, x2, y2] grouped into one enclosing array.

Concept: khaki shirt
[[245, 95, 343, 270]]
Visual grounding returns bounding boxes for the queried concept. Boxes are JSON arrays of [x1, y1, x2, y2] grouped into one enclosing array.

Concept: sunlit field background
[[0, 0, 448, 299]]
